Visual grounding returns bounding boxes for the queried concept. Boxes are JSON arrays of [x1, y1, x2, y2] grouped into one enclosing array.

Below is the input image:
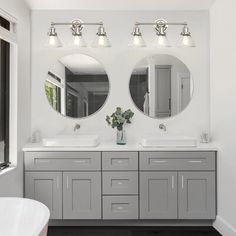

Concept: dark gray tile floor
[[48, 227, 222, 236]]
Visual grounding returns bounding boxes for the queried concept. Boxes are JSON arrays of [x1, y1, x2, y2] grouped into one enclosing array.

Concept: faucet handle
[[74, 123, 81, 132], [159, 123, 167, 132]]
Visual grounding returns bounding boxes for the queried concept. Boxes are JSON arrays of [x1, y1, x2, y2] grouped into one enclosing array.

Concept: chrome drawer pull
[[117, 206, 123, 210], [188, 160, 202, 163], [172, 176, 174, 189], [74, 160, 87, 163], [36, 160, 50, 163], [151, 160, 167, 163]]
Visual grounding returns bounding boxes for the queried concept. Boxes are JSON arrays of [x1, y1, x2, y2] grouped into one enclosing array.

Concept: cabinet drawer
[[103, 172, 138, 195], [140, 152, 215, 171], [103, 196, 138, 219], [24, 152, 101, 171], [102, 152, 138, 170]]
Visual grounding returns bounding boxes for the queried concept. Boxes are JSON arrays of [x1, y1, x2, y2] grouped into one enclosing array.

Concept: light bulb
[[48, 26, 62, 47], [179, 25, 195, 47], [73, 35, 87, 47], [129, 25, 146, 47], [92, 25, 111, 47], [153, 35, 171, 47]]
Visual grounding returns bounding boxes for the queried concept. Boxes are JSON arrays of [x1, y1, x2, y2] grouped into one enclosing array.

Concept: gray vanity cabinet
[[178, 172, 216, 219], [25, 172, 62, 219], [63, 172, 101, 219], [140, 172, 178, 219]]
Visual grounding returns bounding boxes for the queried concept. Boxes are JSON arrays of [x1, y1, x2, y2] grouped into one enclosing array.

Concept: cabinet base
[[49, 220, 213, 227]]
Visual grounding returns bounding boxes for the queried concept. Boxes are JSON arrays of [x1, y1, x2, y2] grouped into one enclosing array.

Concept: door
[[63, 172, 101, 219], [25, 172, 62, 219], [140, 172, 177, 219], [155, 66, 171, 118], [178, 172, 216, 219]]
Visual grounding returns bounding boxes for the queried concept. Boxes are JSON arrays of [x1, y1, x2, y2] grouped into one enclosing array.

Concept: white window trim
[[0, 8, 18, 167]]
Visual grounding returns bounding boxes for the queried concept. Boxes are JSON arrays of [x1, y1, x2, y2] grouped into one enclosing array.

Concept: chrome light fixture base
[[47, 19, 111, 48], [130, 19, 195, 48]]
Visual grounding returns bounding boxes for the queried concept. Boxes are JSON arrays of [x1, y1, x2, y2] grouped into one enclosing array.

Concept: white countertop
[[22, 142, 218, 152]]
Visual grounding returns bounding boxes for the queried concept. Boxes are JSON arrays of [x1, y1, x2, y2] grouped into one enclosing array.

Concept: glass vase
[[116, 129, 126, 145]]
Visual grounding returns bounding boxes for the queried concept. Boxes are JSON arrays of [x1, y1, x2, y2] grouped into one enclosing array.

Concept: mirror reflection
[[45, 54, 109, 118], [129, 54, 193, 118]]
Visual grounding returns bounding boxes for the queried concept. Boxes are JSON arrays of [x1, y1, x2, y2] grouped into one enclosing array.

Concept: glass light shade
[[129, 35, 146, 47], [48, 35, 62, 47], [179, 35, 195, 47], [92, 35, 111, 47], [153, 35, 171, 47], [73, 35, 87, 47]]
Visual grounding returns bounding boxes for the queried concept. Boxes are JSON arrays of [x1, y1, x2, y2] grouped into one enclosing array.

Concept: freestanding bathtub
[[0, 197, 50, 236]]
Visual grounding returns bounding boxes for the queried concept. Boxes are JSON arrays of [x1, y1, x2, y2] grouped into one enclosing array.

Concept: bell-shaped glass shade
[[153, 35, 171, 47], [48, 35, 62, 47], [92, 35, 111, 47], [129, 35, 146, 47], [179, 35, 195, 47], [73, 35, 87, 47]]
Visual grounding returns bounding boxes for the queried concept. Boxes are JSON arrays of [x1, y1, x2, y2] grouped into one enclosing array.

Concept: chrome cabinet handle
[[182, 175, 184, 189], [56, 176, 59, 189], [172, 176, 174, 189], [66, 176, 69, 189]]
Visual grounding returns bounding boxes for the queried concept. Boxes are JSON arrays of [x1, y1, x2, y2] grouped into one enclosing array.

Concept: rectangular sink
[[42, 135, 100, 147], [141, 135, 197, 147]]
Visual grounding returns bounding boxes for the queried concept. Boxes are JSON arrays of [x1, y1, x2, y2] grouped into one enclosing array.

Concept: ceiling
[[24, 0, 216, 10]]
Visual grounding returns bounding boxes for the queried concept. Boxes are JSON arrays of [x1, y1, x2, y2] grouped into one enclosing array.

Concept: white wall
[[0, 0, 31, 196], [31, 10, 210, 142], [210, 0, 236, 235]]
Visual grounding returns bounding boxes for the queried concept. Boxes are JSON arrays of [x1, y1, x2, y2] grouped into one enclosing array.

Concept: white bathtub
[[0, 197, 50, 236]]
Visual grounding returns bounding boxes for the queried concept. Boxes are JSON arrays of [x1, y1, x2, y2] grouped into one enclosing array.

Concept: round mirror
[[129, 54, 193, 119], [45, 54, 109, 118]]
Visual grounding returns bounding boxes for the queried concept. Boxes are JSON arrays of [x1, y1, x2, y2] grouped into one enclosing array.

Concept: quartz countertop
[[22, 142, 218, 152]]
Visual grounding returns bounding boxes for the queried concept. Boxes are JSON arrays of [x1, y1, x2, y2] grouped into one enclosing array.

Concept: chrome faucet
[[159, 123, 167, 132], [74, 123, 81, 132]]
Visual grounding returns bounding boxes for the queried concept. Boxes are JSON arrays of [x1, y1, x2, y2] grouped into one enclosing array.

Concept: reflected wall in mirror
[[129, 54, 193, 119], [45, 54, 109, 118]]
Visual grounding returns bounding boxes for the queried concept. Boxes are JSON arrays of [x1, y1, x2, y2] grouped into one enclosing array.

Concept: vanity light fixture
[[130, 19, 195, 48], [129, 25, 146, 47], [92, 25, 111, 47], [179, 25, 195, 47], [47, 20, 111, 48], [48, 26, 62, 47]]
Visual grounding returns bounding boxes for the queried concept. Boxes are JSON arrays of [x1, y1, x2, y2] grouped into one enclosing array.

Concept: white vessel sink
[[141, 135, 197, 147], [42, 134, 100, 147]]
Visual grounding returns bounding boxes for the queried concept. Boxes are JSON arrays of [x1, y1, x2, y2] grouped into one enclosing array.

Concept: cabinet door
[[178, 172, 216, 219], [140, 172, 177, 219], [25, 172, 62, 219], [63, 172, 101, 219]]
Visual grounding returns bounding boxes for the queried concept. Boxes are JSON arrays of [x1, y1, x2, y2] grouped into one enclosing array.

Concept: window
[[0, 13, 13, 170], [0, 38, 10, 167]]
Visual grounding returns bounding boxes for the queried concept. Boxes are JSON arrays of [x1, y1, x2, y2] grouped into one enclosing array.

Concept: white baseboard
[[213, 216, 236, 236]]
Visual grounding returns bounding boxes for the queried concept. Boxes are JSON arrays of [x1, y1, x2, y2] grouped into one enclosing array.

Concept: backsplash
[[31, 10, 210, 142]]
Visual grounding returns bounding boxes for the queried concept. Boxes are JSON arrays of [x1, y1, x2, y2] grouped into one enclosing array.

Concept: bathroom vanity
[[23, 143, 217, 226]]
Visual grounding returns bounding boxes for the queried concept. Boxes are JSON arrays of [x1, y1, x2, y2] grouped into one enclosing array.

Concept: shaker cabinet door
[[178, 172, 216, 219], [140, 172, 177, 219], [63, 172, 101, 219], [25, 172, 62, 219]]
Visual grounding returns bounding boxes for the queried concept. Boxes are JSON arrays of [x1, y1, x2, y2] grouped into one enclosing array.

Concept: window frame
[[0, 8, 17, 170]]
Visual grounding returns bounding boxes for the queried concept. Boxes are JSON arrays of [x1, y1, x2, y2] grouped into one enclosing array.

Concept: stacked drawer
[[102, 152, 139, 219]]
